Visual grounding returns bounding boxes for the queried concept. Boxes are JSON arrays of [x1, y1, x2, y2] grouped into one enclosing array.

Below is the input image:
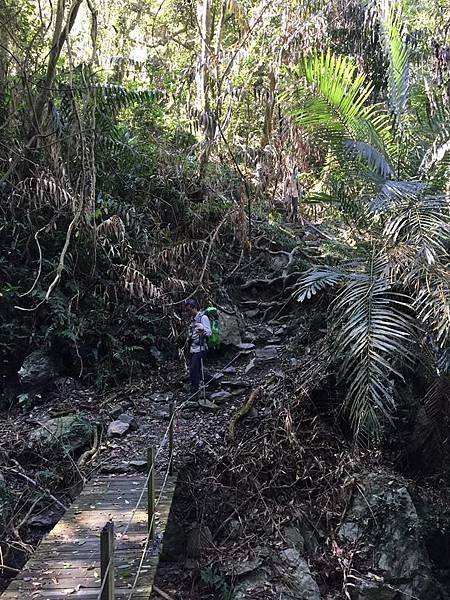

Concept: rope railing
[[97, 349, 245, 599]]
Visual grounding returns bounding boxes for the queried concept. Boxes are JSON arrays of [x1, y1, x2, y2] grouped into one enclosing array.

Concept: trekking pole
[[200, 334, 207, 403]]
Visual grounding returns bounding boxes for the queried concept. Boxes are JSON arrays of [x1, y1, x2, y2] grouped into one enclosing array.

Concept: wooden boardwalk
[[1, 473, 177, 600]]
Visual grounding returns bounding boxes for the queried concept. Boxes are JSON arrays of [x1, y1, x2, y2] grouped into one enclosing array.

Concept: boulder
[[338, 473, 440, 600], [231, 547, 321, 600], [219, 311, 242, 347], [107, 420, 130, 437], [28, 508, 62, 529], [129, 460, 147, 471], [222, 367, 237, 375], [186, 522, 213, 558], [283, 526, 305, 553], [232, 569, 272, 599], [18, 349, 58, 387], [118, 413, 138, 430], [275, 548, 321, 600], [198, 399, 219, 411], [238, 342, 255, 351], [209, 391, 232, 403], [30, 415, 95, 453], [110, 400, 132, 418]]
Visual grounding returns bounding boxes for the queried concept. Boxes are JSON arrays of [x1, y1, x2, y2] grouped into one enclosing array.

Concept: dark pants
[[189, 351, 206, 393], [289, 195, 298, 222]]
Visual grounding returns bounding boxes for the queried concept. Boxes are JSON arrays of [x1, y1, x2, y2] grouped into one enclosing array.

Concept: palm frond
[[284, 51, 394, 158], [419, 127, 450, 185], [332, 252, 416, 440], [410, 375, 450, 468], [282, 50, 396, 183], [383, 194, 449, 263], [380, 3, 411, 124], [345, 140, 394, 179], [294, 265, 349, 302], [414, 268, 450, 347], [370, 180, 426, 213]]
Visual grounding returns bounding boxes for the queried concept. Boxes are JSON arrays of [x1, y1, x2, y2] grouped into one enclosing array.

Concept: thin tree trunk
[[196, 0, 212, 181], [33, 0, 83, 134]]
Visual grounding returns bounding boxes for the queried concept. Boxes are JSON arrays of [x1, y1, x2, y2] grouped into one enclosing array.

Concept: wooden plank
[[1, 473, 177, 600]]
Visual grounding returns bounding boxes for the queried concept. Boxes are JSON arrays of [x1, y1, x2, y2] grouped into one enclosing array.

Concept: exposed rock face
[[18, 349, 58, 387], [338, 473, 441, 600], [219, 311, 242, 347], [30, 415, 95, 454], [231, 547, 321, 600]]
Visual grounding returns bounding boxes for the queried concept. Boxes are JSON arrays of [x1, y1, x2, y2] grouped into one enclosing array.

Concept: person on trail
[[185, 299, 212, 396], [284, 167, 303, 223]]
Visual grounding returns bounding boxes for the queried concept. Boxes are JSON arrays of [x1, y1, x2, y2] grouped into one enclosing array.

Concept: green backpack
[[204, 306, 221, 349]]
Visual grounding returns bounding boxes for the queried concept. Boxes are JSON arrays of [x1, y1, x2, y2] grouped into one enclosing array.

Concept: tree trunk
[[33, 0, 83, 134], [196, 0, 212, 181]]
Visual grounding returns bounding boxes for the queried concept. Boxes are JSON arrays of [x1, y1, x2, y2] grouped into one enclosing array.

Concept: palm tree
[[281, 5, 450, 442]]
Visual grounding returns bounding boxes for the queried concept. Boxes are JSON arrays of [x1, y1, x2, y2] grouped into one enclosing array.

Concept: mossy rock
[[30, 415, 95, 454]]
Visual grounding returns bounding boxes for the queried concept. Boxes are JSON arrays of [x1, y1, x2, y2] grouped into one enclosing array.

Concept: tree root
[[228, 387, 262, 442], [78, 425, 99, 467], [241, 270, 302, 291]]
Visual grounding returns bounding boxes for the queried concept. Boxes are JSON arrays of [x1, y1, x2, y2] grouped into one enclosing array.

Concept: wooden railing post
[[169, 401, 175, 476], [100, 520, 114, 600], [147, 447, 155, 539]]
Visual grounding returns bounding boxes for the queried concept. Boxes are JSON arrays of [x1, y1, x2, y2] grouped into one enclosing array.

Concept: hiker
[[284, 167, 302, 223], [185, 299, 212, 395]]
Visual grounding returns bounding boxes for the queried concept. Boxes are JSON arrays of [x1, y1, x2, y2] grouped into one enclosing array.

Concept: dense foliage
[[0, 0, 449, 461]]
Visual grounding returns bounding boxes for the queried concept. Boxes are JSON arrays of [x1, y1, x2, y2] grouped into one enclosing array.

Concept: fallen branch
[[8, 468, 68, 511], [241, 271, 302, 291], [153, 586, 175, 600]]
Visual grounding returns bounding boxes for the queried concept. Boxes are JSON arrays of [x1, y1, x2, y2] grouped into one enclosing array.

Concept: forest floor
[[0, 289, 311, 586], [1, 220, 449, 600]]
